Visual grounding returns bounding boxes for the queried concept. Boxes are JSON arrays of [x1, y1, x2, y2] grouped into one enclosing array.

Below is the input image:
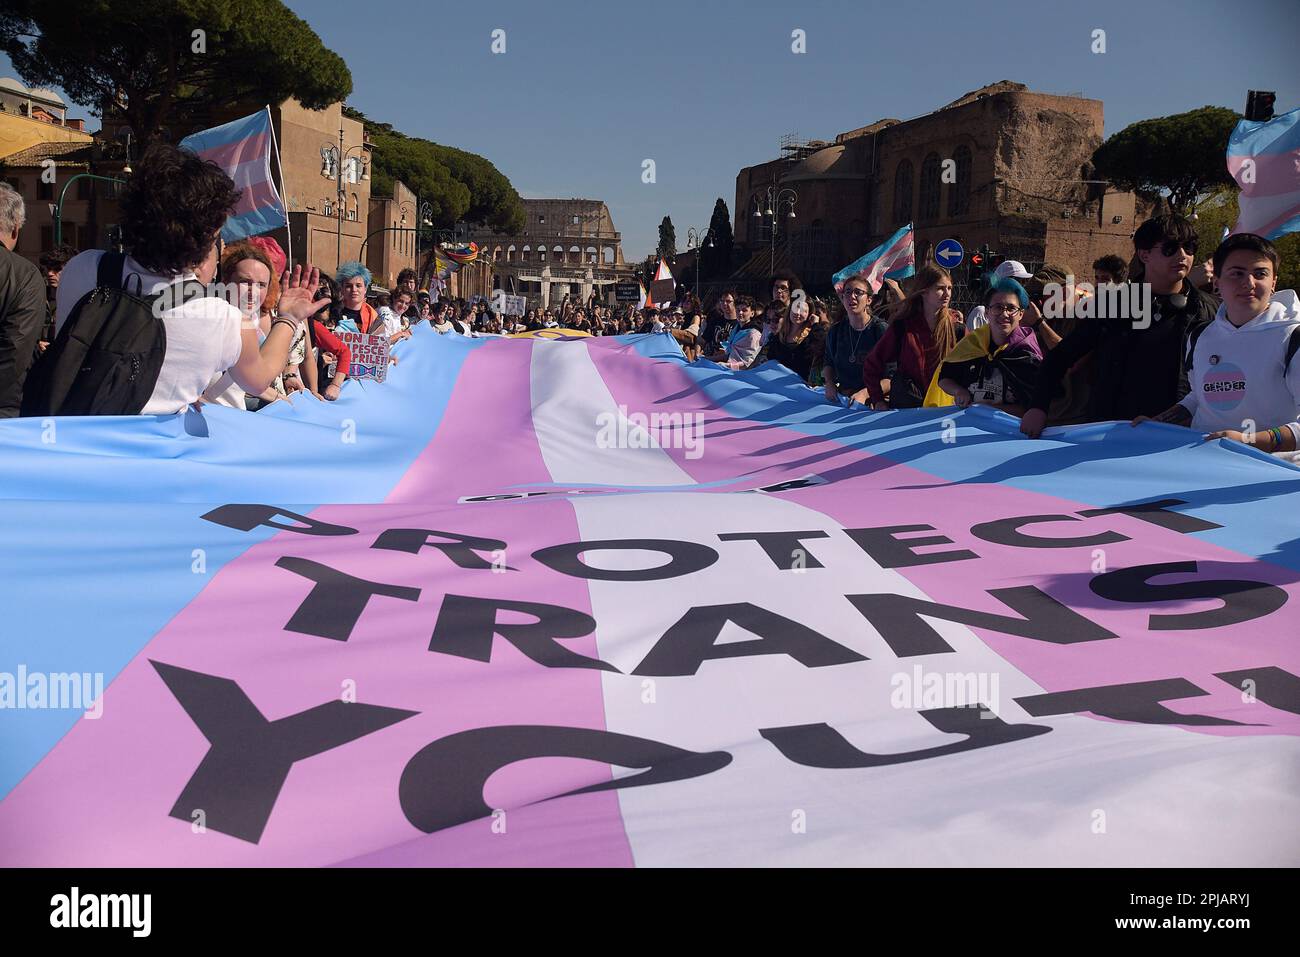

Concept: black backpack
[[21, 252, 185, 416]]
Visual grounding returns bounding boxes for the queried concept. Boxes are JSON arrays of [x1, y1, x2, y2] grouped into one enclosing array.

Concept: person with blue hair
[[927, 276, 1043, 413], [333, 261, 382, 335]]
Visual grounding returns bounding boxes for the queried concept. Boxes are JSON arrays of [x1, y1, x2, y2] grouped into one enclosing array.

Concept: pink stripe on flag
[[193, 129, 273, 173], [1228, 152, 1300, 199], [0, 341, 634, 867], [231, 178, 281, 218]]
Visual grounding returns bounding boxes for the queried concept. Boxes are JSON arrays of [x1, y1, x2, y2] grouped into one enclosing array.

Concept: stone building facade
[[0, 77, 110, 265], [91, 97, 374, 278], [0, 140, 129, 262], [733, 82, 1148, 300], [0, 79, 90, 159], [365, 179, 418, 290], [464, 198, 633, 307], [266, 99, 372, 277]]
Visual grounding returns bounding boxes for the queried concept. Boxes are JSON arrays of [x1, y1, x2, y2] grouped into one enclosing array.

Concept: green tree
[[657, 216, 676, 258], [1091, 106, 1240, 214], [638, 253, 656, 288], [0, 0, 351, 144], [703, 197, 734, 280], [344, 106, 525, 235]]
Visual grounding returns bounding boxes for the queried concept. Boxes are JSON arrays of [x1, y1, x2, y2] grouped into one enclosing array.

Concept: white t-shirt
[[57, 251, 244, 415], [378, 306, 406, 339]]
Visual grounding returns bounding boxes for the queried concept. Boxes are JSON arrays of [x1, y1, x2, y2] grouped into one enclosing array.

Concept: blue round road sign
[[935, 239, 964, 268]]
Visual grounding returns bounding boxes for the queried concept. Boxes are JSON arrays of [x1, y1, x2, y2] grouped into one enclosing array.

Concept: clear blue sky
[[5, 0, 1298, 260]]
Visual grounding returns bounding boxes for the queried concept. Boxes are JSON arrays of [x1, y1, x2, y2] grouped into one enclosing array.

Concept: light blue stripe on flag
[[221, 206, 287, 243], [179, 109, 272, 154]]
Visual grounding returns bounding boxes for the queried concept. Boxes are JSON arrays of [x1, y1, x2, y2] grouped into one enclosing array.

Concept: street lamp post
[[414, 199, 432, 286], [322, 129, 368, 269], [358, 225, 417, 261], [54, 174, 128, 248], [685, 225, 715, 300], [752, 185, 797, 276]]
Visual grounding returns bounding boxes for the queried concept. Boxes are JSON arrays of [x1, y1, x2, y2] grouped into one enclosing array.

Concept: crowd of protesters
[[0, 142, 1295, 462]]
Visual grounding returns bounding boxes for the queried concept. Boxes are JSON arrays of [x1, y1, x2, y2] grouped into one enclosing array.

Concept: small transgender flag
[[833, 223, 916, 294], [180, 108, 287, 242], [1227, 106, 1300, 241]]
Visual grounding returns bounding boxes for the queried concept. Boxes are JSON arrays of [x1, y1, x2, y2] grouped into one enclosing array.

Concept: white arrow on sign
[[937, 246, 961, 265]]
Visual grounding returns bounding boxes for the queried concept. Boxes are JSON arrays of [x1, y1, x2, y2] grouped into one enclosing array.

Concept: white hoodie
[[1179, 289, 1300, 443]]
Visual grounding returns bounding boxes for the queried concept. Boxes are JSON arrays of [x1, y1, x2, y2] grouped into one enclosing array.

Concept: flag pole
[[265, 104, 293, 273]]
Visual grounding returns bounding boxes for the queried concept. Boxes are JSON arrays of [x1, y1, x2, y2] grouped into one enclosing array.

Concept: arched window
[[893, 160, 913, 225], [553, 245, 564, 262], [493, 247, 502, 262], [947, 145, 972, 217], [919, 153, 941, 221], [521, 245, 531, 262], [585, 246, 597, 264], [569, 245, 581, 263], [538, 246, 546, 262], [507, 245, 516, 262], [603, 247, 615, 265]]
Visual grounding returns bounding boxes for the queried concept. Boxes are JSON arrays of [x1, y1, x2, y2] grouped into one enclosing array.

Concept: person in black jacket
[[0, 183, 46, 418], [37, 245, 74, 354], [1020, 214, 1218, 437]]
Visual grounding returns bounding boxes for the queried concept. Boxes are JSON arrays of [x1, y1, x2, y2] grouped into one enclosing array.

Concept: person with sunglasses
[[707, 295, 763, 368], [702, 291, 739, 355], [1134, 232, 1299, 459], [823, 274, 887, 404], [1020, 214, 1218, 438]]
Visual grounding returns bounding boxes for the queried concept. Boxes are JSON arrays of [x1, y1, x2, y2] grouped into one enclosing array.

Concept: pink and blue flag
[[1, 332, 1299, 866], [1228, 105, 1300, 240], [833, 223, 916, 293], [180, 108, 288, 242]]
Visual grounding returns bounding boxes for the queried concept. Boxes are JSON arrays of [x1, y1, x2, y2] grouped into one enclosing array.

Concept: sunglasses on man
[[1158, 239, 1198, 257]]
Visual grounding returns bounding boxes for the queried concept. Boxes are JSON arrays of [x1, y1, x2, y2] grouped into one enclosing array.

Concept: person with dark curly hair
[[55, 144, 332, 414], [394, 267, 420, 322], [36, 245, 75, 354]]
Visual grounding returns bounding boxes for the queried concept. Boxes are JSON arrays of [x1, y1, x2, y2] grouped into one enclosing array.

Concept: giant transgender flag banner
[[833, 223, 917, 294], [1228, 105, 1300, 240], [1, 330, 1298, 866], [179, 108, 288, 242]]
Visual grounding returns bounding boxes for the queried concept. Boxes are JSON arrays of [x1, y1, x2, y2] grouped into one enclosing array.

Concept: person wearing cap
[[1020, 214, 1219, 438], [965, 260, 1032, 333]]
